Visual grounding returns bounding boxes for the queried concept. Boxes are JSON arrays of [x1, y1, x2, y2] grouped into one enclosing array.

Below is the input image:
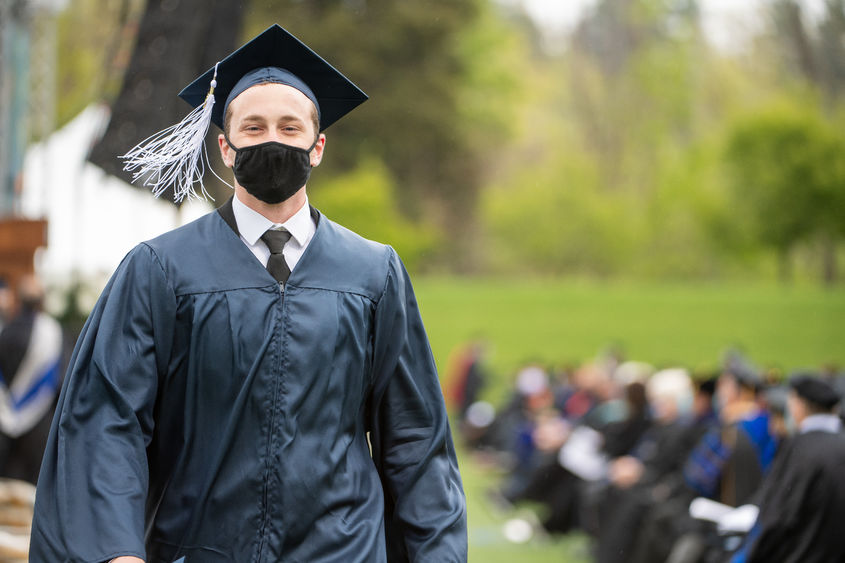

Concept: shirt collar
[[232, 193, 313, 246], [800, 413, 842, 434]]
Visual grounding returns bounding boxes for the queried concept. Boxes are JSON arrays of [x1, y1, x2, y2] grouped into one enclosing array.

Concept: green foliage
[[480, 150, 640, 276], [454, 1, 528, 152], [244, 0, 525, 256], [55, 0, 139, 128], [44, 0, 845, 283], [308, 159, 439, 273], [724, 101, 845, 256], [458, 440, 591, 561]]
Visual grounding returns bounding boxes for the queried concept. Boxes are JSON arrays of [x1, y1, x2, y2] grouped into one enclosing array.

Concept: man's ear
[[310, 134, 326, 167], [218, 133, 234, 168]]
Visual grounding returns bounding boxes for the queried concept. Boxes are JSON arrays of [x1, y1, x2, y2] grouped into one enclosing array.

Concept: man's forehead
[[228, 83, 317, 117]]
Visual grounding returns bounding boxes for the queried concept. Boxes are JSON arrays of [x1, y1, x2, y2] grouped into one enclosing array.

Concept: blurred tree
[[243, 0, 525, 271], [309, 158, 440, 273], [481, 150, 638, 276], [773, 0, 845, 106], [770, 0, 845, 280], [87, 0, 245, 204], [46, 0, 844, 282], [725, 104, 845, 284], [568, 0, 702, 193], [55, 0, 137, 128]]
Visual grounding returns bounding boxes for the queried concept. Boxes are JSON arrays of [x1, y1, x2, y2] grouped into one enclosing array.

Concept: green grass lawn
[[412, 278, 845, 562], [416, 279, 844, 400], [456, 443, 592, 562]]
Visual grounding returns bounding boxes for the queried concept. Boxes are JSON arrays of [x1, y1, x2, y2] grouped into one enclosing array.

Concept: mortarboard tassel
[[120, 64, 222, 202]]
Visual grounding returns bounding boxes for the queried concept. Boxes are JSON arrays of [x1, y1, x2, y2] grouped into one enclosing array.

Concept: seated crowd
[[447, 346, 845, 562]]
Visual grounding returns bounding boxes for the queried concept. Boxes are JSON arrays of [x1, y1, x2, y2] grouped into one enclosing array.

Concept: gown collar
[[217, 197, 323, 286], [800, 413, 842, 434], [218, 196, 320, 239]]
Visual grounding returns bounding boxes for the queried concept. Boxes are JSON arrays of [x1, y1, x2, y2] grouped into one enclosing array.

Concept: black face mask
[[225, 134, 318, 204]]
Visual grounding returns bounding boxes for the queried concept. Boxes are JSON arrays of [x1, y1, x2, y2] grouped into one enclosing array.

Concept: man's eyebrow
[[239, 114, 267, 124], [237, 114, 307, 128], [276, 114, 306, 124]]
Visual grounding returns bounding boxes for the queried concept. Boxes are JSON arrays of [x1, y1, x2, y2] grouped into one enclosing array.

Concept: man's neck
[[234, 185, 307, 224]]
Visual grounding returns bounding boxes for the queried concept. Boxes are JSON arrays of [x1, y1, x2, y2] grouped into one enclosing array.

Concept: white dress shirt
[[232, 193, 316, 271]]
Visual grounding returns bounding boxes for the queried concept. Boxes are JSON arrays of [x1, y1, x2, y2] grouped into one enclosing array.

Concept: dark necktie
[[260, 229, 292, 283]]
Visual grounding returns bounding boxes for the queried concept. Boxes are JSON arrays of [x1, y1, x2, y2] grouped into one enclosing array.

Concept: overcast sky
[[506, 0, 828, 51]]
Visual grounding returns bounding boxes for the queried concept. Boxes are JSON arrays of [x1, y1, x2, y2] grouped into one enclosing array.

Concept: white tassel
[[120, 64, 221, 202]]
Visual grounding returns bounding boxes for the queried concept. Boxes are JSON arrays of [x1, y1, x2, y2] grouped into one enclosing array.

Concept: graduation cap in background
[[789, 373, 841, 410], [121, 24, 368, 203], [722, 348, 762, 391]]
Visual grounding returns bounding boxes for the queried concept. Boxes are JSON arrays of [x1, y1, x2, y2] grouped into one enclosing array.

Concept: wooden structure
[[0, 217, 48, 296]]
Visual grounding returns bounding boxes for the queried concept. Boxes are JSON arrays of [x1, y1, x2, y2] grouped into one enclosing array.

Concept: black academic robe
[[30, 202, 467, 563], [745, 429, 845, 563]]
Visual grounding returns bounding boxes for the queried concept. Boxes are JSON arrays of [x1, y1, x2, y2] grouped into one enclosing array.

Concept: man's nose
[[266, 129, 285, 143]]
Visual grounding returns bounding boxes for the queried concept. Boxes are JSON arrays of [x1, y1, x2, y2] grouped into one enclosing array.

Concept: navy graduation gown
[[30, 203, 467, 562]]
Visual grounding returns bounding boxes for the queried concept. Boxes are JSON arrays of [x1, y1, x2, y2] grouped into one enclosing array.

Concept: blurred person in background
[[591, 367, 703, 563], [497, 361, 655, 536], [683, 366, 777, 507], [0, 275, 63, 484], [627, 364, 778, 563], [491, 364, 555, 501], [730, 373, 845, 563], [446, 339, 489, 422], [30, 25, 465, 563], [691, 375, 718, 429]]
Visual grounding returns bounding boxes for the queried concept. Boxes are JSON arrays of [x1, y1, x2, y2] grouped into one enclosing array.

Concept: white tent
[[20, 105, 214, 311]]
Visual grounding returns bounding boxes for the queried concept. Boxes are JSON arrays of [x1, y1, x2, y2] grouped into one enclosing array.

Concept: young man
[[30, 25, 466, 563]]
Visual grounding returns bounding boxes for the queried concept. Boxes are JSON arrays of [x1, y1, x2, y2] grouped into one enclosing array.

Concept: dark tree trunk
[[88, 0, 245, 205], [821, 233, 838, 285]]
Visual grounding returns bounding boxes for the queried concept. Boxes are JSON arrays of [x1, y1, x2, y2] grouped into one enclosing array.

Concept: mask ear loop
[[209, 139, 236, 191], [218, 132, 241, 192]]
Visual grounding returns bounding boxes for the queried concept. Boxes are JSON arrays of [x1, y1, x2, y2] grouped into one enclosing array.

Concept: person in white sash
[[0, 276, 63, 484]]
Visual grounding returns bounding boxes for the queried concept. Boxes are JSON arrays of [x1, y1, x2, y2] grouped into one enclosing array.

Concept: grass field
[[416, 279, 844, 400], [412, 278, 845, 562]]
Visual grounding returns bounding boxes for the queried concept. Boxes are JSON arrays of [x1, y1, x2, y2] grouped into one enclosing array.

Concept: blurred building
[[21, 105, 211, 305], [0, 0, 63, 299]]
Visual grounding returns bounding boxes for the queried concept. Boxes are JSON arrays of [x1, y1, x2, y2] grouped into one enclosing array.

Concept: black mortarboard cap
[[697, 376, 718, 396], [723, 364, 762, 391], [722, 349, 761, 391], [178, 24, 367, 131], [789, 373, 841, 410]]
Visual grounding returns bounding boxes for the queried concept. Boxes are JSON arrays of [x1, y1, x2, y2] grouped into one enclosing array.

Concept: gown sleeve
[[743, 439, 810, 563], [30, 244, 177, 563], [368, 247, 467, 562]]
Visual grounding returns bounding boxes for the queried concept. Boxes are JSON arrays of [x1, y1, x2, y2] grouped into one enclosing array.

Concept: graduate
[[30, 25, 467, 563], [734, 373, 845, 563]]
